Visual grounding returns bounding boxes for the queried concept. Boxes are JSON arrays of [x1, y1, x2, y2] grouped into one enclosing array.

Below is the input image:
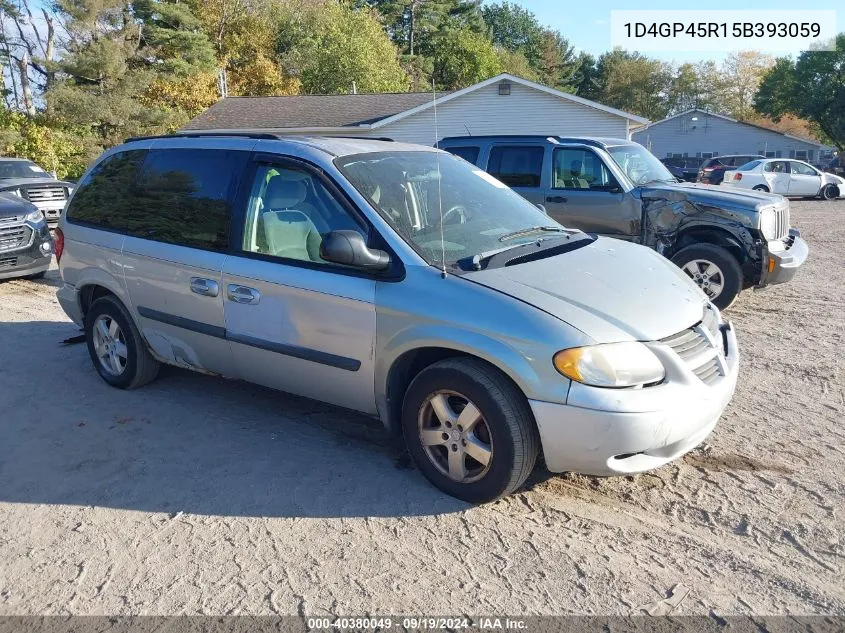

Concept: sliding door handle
[[546, 195, 567, 204], [227, 284, 261, 305]]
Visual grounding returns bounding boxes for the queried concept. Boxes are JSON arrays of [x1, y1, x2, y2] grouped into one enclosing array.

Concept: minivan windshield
[[336, 151, 575, 269], [607, 144, 675, 185]]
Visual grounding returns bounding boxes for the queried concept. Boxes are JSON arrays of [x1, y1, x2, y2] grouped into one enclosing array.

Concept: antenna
[[432, 79, 446, 279]]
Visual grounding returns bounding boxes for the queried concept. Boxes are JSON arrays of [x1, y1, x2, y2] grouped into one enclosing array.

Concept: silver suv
[[55, 135, 739, 502]]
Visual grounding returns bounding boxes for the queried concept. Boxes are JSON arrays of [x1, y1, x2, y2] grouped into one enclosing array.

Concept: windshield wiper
[[498, 225, 567, 242]]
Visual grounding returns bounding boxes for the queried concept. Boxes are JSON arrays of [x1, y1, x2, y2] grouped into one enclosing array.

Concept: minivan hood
[[642, 180, 778, 209], [465, 237, 707, 342]]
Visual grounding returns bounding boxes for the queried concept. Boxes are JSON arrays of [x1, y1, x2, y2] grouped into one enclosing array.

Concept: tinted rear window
[[487, 145, 544, 187], [737, 160, 762, 171], [65, 150, 147, 229], [130, 149, 244, 250], [67, 148, 246, 251], [445, 146, 480, 165]]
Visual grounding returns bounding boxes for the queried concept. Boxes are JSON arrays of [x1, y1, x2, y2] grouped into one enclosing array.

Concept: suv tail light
[[54, 227, 64, 263], [735, 173, 742, 180]]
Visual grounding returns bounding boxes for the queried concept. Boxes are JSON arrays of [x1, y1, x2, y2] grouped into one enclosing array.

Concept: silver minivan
[[56, 135, 739, 502]]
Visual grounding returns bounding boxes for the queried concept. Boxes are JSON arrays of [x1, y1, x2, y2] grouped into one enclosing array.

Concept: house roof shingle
[[183, 92, 451, 131]]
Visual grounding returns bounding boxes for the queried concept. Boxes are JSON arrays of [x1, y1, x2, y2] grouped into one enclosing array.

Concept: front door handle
[[227, 284, 261, 305], [546, 195, 567, 204], [190, 277, 219, 297]]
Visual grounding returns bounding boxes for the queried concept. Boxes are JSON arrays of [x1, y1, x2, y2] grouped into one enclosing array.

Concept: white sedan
[[722, 158, 844, 200]]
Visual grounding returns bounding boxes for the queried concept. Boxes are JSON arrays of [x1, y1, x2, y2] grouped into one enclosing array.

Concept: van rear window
[[65, 150, 148, 230], [487, 146, 544, 187], [445, 146, 480, 165]]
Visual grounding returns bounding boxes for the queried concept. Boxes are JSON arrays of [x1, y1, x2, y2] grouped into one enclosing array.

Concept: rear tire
[[753, 185, 769, 192], [671, 243, 743, 310], [821, 184, 839, 200], [85, 295, 159, 389], [402, 358, 539, 503]]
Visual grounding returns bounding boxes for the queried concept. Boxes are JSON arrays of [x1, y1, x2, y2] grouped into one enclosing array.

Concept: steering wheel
[[441, 204, 468, 226]]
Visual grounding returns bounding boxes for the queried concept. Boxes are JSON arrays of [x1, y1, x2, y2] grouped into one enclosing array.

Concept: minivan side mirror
[[320, 230, 391, 271]]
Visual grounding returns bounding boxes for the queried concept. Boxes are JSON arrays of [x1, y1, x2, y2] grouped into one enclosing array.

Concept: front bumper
[[531, 321, 739, 476], [758, 229, 809, 287], [32, 201, 65, 226]]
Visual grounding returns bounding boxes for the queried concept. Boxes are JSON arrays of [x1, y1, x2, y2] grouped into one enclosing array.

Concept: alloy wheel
[[682, 259, 725, 301], [91, 315, 128, 376], [417, 390, 493, 484]]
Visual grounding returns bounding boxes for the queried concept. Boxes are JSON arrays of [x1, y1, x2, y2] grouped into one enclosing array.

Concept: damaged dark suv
[[440, 136, 808, 309]]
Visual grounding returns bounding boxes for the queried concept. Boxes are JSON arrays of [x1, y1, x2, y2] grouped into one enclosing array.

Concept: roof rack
[[125, 132, 396, 143], [125, 131, 282, 143]]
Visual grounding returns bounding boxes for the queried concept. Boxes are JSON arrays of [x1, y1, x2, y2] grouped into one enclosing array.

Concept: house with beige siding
[[182, 73, 648, 144], [633, 108, 835, 165]]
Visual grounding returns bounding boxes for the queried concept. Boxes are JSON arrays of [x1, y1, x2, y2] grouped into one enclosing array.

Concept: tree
[[494, 46, 538, 81], [430, 25, 501, 89], [482, 2, 543, 63], [718, 51, 774, 121], [535, 29, 577, 90], [189, 0, 298, 97], [482, 3, 575, 89], [754, 34, 845, 150], [571, 52, 600, 100], [594, 50, 672, 120], [45, 0, 218, 154], [277, 2, 408, 94]]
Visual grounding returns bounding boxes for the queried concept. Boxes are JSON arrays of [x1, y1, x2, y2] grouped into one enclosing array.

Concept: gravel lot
[[0, 200, 843, 617]]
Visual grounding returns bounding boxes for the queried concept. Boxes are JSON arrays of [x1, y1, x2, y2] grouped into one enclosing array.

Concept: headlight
[[24, 208, 45, 225], [553, 342, 665, 388], [759, 208, 778, 240]]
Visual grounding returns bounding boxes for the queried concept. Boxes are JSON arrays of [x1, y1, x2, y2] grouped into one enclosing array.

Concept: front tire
[[402, 358, 539, 503], [85, 295, 159, 389], [821, 184, 839, 200], [671, 244, 743, 310]]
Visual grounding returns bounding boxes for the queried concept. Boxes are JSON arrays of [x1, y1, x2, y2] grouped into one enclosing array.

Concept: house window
[[701, 152, 714, 159], [765, 151, 776, 158], [775, 150, 782, 158], [795, 150, 808, 160]]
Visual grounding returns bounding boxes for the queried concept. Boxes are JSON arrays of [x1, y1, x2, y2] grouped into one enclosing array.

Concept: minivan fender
[[375, 323, 571, 433]]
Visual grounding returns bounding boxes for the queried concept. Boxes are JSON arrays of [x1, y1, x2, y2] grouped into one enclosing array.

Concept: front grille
[[660, 305, 726, 385], [769, 202, 790, 240], [0, 221, 32, 252], [23, 186, 67, 204], [0, 255, 17, 269], [692, 357, 722, 385]]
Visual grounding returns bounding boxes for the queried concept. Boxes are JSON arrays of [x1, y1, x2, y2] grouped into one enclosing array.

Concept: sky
[[520, 0, 842, 64]]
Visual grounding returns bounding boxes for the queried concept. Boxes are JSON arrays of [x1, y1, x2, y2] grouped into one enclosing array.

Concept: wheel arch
[[379, 336, 547, 439], [670, 226, 748, 264], [75, 269, 132, 321]]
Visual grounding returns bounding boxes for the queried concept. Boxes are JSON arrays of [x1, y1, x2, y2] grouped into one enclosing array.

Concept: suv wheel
[[402, 358, 538, 503], [85, 295, 160, 389], [671, 244, 743, 310], [821, 184, 839, 200]]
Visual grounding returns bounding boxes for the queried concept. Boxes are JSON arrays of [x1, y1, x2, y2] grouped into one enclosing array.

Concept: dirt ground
[[0, 200, 843, 617]]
